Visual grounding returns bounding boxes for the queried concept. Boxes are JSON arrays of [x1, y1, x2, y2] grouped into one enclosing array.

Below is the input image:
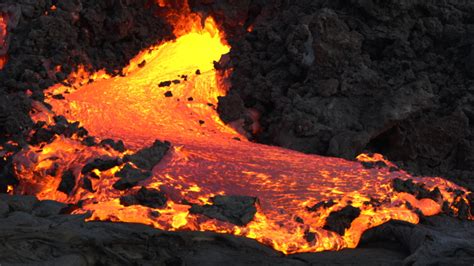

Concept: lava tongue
[[113, 164, 151, 191]]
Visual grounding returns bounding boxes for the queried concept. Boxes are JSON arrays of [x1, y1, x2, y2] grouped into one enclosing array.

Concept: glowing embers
[[15, 11, 474, 255], [0, 13, 8, 69]]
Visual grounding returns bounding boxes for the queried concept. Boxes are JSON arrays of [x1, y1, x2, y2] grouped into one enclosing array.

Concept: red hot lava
[[10, 2, 473, 255]]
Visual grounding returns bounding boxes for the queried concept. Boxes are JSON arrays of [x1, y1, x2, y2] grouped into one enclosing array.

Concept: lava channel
[[13, 8, 473, 254]]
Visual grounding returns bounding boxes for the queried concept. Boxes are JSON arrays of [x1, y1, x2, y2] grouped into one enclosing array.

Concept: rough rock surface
[[0, 195, 472, 265], [124, 140, 170, 171], [190, 195, 257, 226], [0, 1, 473, 265], [0, 0, 172, 142], [217, 0, 474, 190], [323, 205, 361, 236]]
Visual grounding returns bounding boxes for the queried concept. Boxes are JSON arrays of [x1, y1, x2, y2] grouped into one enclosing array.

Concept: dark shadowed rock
[[392, 178, 442, 202], [159, 81, 172, 87], [58, 170, 76, 195], [217, 0, 474, 188], [120, 187, 167, 208], [0, 194, 39, 213], [113, 164, 151, 191], [217, 92, 246, 123], [323, 205, 361, 236], [190, 195, 257, 226], [124, 140, 170, 171], [100, 139, 126, 153], [306, 199, 336, 212], [0, 199, 9, 217], [32, 200, 68, 217]]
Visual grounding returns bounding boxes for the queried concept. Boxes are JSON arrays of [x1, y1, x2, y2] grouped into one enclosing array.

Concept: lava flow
[[11, 4, 473, 254], [0, 13, 7, 69]]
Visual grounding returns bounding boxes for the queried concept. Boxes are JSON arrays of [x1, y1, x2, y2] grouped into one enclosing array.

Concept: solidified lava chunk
[[159, 81, 172, 87], [82, 177, 94, 193], [0, 155, 18, 194], [52, 94, 65, 100], [304, 231, 316, 243], [114, 141, 170, 190], [361, 161, 387, 169], [189, 195, 257, 226], [113, 164, 151, 191], [295, 216, 304, 223], [172, 80, 180, 84], [120, 187, 167, 209], [195, 69, 201, 75], [138, 60, 146, 68], [82, 136, 96, 147], [199, 120, 205, 125], [58, 170, 76, 195], [100, 139, 125, 153], [29, 116, 89, 145], [446, 195, 473, 220], [164, 91, 173, 97], [307, 199, 336, 212], [81, 157, 121, 174], [323, 206, 361, 236], [32, 200, 68, 217], [187, 97, 193, 101], [392, 178, 442, 202], [124, 140, 170, 171]]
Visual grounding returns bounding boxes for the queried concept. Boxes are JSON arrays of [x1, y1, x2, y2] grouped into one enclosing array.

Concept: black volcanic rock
[[323, 205, 361, 236], [58, 170, 76, 195], [113, 164, 151, 191], [32, 200, 68, 217], [217, 0, 474, 189], [392, 178, 443, 203], [190, 195, 257, 226], [124, 140, 170, 171], [0, 0, 173, 94], [81, 157, 121, 174], [307, 199, 336, 212], [0, 194, 38, 214], [120, 187, 167, 209], [100, 139, 126, 153], [159, 81, 172, 87]]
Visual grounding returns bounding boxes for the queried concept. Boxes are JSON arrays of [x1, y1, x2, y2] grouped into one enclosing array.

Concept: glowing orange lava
[[13, 7, 473, 255]]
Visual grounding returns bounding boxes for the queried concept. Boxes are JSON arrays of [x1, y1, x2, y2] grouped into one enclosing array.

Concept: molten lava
[[12, 5, 473, 255]]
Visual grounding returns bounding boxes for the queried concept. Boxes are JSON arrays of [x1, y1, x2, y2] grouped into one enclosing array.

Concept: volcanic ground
[[0, 0, 474, 265]]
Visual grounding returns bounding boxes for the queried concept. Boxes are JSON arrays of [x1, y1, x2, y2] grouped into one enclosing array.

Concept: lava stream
[[15, 12, 472, 254]]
